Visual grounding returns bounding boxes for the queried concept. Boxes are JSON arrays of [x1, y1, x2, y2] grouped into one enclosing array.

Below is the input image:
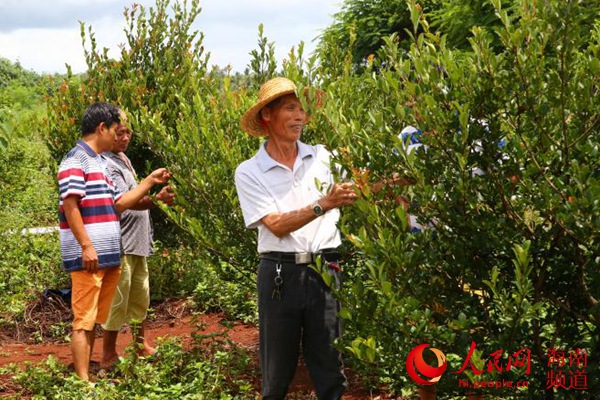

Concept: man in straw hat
[[235, 77, 357, 399]]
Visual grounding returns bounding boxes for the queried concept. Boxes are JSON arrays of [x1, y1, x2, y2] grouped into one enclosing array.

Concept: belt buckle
[[295, 252, 312, 264]]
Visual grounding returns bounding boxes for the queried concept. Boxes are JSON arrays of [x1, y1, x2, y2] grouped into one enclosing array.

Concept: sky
[[0, 0, 342, 75]]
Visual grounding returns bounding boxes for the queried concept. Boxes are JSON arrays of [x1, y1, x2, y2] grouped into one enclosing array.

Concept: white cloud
[[0, 0, 341, 74], [0, 0, 133, 32], [0, 15, 140, 74], [0, 27, 85, 74], [196, 0, 339, 72]]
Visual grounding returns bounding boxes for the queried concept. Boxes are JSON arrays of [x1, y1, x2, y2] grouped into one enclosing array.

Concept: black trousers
[[257, 257, 347, 400]]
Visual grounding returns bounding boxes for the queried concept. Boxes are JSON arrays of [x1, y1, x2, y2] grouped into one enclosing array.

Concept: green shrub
[[0, 136, 56, 227], [148, 243, 256, 323], [192, 262, 257, 324], [147, 243, 204, 300], [316, 0, 600, 396], [0, 130, 64, 324], [0, 231, 65, 318]]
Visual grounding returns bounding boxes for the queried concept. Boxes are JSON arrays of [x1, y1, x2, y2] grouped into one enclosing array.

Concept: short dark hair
[[81, 102, 121, 136]]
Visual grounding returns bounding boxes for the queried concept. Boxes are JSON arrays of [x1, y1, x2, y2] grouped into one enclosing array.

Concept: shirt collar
[[76, 140, 99, 157], [256, 140, 315, 173], [102, 151, 121, 162]]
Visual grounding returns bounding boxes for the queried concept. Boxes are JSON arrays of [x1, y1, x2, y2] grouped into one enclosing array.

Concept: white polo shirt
[[234, 140, 341, 253]]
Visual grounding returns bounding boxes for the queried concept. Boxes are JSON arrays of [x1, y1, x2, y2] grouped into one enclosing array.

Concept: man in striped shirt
[[58, 102, 171, 381]]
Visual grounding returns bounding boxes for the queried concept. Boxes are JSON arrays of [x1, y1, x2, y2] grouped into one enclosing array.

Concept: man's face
[[99, 121, 119, 152], [113, 123, 131, 153], [262, 94, 306, 141]]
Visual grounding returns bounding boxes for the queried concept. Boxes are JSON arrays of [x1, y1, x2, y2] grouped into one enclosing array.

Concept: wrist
[[311, 199, 325, 216], [141, 176, 156, 190], [319, 197, 333, 212], [144, 195, 157, 209]]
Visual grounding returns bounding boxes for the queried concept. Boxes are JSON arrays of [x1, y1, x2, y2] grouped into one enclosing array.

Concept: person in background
[[58, 102, 171, 381], [101, 110, 175, 368], [398, 125, 426, 232], [395, 122, 508, 232], [370, 125, 423, 232], [235, 77, 357, 399]]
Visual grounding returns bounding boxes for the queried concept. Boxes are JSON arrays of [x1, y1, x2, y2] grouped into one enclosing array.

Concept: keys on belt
[[262, 251, 342, 301]]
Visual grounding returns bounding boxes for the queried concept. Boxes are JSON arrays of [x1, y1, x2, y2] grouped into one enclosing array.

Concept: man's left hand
[[156, 185, 176, 206]]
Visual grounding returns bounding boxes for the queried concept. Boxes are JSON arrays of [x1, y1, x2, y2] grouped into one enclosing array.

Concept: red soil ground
[[0, 299, 398, 399]]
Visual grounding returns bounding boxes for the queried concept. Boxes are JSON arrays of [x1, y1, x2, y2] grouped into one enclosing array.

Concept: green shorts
[[103, 254, 150, 331]]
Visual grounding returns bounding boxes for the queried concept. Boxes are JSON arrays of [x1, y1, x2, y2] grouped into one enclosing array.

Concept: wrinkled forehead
[[266, 93, 301, 110], [278, 93, 301, 104], [116, 122, 131, 135]]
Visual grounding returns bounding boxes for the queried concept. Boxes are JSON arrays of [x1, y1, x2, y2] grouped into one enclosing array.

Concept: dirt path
[[0, 309, 396, 399]]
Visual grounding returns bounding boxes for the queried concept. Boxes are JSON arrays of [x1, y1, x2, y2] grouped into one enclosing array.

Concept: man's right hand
[[82, 243, 99, 273], [320, 182, 358, 211], [148, 168, 172, 185]]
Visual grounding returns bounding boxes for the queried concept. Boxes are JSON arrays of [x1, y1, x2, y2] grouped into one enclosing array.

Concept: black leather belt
[[260, 249, 341, 265]]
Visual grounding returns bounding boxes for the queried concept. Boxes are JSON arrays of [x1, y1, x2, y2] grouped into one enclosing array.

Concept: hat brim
[[240, 88, 325, 137]]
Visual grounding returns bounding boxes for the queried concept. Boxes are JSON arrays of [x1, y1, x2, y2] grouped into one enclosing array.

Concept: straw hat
[[241, 77, 323, 137]]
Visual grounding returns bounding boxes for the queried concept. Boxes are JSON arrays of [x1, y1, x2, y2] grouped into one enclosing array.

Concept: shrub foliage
[[42, 0, 599, 397]]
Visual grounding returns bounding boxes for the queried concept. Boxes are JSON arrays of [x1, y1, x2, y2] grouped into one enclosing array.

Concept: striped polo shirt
[[58, 140, 123, 272]]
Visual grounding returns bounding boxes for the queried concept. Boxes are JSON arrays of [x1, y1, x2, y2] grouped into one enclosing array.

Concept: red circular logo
[[406, 344, 447, 385]]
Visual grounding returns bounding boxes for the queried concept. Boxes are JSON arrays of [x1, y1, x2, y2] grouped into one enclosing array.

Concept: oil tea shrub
[[315, 0, 599, 396]]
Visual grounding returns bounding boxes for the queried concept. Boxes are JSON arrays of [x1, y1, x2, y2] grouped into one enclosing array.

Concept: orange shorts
[[70, 267, 121, 331]]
